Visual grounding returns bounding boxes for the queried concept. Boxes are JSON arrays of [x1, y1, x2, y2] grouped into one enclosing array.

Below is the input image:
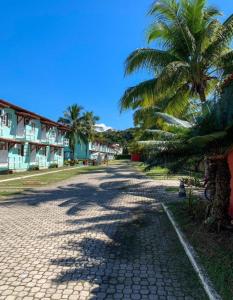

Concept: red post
[[131, 153, 141, 162]]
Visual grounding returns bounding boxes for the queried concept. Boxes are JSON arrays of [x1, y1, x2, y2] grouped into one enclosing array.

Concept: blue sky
[[0, 0, 231, 130]]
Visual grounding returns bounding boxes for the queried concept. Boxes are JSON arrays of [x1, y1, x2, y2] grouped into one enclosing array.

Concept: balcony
[[16, 118, 26, 139], [25, 131, 37, 141]]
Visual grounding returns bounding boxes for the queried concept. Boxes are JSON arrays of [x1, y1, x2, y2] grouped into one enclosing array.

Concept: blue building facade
[[0, 99, 69, 172], [64, 137, 122, 162]]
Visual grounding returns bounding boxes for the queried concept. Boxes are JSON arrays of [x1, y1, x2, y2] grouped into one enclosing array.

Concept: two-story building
[[0, 99, 69, 172], [64, 137, 122, 162]]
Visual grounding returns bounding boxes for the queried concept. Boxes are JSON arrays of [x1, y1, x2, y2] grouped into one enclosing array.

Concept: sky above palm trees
[[0, 0, 231, 129]]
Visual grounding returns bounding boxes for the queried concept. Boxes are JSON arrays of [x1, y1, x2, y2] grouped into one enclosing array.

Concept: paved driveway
[[0, 163, 207, 299]]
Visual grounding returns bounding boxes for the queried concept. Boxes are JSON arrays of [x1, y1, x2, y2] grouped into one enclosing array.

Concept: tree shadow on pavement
[[49, 205, 207, 299], [0, 164, 206, 299]]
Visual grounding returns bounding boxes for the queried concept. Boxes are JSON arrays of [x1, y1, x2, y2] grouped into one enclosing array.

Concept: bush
[[181, 176, 202, 187], [64, 160, 70, 166], [28, 165, 39, 171], [49, 163, 58, 169]]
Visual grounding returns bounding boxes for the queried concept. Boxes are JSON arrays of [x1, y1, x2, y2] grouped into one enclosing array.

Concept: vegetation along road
[[0, 162, 207, 299]]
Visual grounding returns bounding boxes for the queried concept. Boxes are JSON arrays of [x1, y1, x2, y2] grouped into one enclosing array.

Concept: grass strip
[[0, 165, 103, 198], [167, 200, 233, 300]]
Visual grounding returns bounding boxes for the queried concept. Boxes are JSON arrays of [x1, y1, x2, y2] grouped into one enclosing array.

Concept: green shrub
[[69, 160, 76, 166], [49, 163, 58, 169], [181, 176, 202, 187], [28, 165, 39, 171], [64, 160, 70, 166]]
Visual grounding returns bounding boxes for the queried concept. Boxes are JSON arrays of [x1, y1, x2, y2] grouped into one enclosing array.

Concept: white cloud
[[94, 123, 113, 132]]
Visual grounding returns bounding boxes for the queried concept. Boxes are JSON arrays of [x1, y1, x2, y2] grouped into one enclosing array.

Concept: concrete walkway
[[0, 162, 207, 299]]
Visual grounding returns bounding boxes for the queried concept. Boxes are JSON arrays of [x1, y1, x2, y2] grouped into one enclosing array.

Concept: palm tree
[[120, 0, 233, 115], [58, 104, 84, 157], [81, 111, 100, 142]]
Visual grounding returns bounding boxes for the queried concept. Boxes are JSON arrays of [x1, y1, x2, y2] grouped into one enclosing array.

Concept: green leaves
[[59, 104, 99, 151], [153, 112, 192, 128], [188, 131, 227, 147], [120, 0, 233, 150], [120, 79, 158, 111], [149, 0, 180, 21], [125, 49, 178, 75]]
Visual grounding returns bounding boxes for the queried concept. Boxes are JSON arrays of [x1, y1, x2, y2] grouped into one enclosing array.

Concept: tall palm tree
[[81, 111, 100, 142], [120, 0, 233, 115], [58, 104, 84, 157]]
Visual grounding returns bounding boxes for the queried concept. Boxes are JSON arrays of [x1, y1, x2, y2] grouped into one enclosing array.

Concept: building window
[[39, 147, 46, 156], [58, 148, 62, 156], [20, 144, 24, 156], [0, 143, 8, 150], [51, 129, 56, 138], [30, 122, 35, 133], [1, 113, 12, 127]]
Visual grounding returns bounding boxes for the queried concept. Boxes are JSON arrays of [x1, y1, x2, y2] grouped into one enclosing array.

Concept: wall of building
[[75, 138, 89, 160], [0, 105, 66, 172], [64, 137, 122, 162]]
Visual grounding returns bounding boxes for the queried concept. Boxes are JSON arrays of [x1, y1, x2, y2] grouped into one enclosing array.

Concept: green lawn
[[168, 200, 233, 300], [134, 162, 187, 180], [0, 165, 81, 181], [0, 165, 103, 199]]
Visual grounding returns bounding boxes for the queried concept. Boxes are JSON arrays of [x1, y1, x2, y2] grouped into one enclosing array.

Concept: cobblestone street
[[0, 163, 207, 299]]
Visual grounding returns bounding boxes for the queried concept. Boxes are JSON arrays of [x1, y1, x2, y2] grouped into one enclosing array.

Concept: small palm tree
[[58, 104, 84, 157], [120, 0, 233, 115]]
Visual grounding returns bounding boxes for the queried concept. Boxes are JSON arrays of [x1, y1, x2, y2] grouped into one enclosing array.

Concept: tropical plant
[[59, 105, 100, 157], [120, 0, 233, 116], [82, 111, 100, 142], [58, 104, 86, 157]]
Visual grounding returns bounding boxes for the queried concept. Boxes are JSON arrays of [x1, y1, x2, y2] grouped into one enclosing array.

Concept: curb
[[162, 203, 222, 300]]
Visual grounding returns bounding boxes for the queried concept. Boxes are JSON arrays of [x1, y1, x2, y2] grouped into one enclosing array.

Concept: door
[[30, 146, 37, 163], [0, 143, 8, 167]]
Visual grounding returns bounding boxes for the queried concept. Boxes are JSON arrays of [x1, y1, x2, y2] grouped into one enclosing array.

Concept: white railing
[[26, 133, 36, 141], [8, 156, 23, 170], [36, 156, 47, 168]]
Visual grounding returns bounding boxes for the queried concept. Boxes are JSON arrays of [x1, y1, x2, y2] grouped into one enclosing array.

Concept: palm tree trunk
[[198, 86, 207, 114], [206, 157, 231, 229], [198, 87, 206, 103], [211, 159, 230, 221]]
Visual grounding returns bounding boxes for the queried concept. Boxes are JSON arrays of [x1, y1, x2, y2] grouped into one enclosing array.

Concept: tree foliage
[[58, 104, 99, 153], [120, 0, 233, 120]]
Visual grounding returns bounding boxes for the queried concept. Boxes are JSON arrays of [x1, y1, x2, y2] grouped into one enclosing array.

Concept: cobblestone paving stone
[[0, 163, 208, 299]]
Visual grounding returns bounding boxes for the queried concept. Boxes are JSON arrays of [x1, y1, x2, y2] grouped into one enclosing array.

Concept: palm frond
[[145, 129, 176, 138], [223, 13, 233, 26], [163, 85, 191, 117], [154, 112, 193, 128], [155, 61, 190, 96], [188, 131, 227, 147], [149, 0, 180, 21], [204, 15, 233, 63], [204, 6, 222, 19], [181, 0, 205, 33], [120, 79, 158, 111], [125, 49, 179, 75]]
